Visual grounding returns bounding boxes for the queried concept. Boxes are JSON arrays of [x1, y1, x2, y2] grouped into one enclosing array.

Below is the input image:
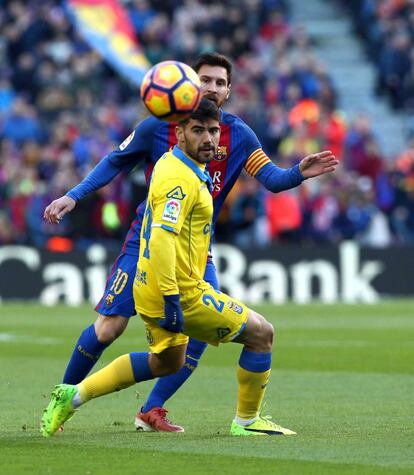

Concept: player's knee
[[168, 354, 185, 374], [95, 326, 120, 344], [263, 320, 274, 348], [235, 310, 274, 352], [95, 316, 128, 344], [252, 314, 274, 352], [151, 355, 185, 377]]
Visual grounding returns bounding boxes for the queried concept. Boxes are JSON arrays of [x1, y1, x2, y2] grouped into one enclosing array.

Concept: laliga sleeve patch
[[162, 199, 181, 224], [119, 131, 135, 151]]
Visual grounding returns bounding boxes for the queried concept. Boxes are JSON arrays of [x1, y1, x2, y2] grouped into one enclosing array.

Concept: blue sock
[[141, 338, 207, 413], [62, 325, 109, 384], [239, 348, 272, 372], [129, 352, 153, 382]]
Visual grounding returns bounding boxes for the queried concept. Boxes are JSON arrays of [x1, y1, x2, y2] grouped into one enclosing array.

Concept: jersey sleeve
[[66, 156, 122, 202], [244, 147, 273, 177], [246, 149, 304, 192], [107, 116, 161, 169], [150, 177, 197, 235], [241, 122, 262, 159], [240, 120, 304, 192]]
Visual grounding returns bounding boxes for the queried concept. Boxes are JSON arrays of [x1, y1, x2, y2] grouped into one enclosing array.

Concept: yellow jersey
[[134, 145, 213, 317]]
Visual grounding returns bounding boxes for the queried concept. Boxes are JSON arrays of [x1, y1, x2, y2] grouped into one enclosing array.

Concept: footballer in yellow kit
[[40, 98, 296, 439], [134, 149, 248, 354]]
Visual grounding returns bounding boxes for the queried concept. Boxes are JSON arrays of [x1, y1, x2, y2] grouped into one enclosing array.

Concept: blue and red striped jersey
[[68, 111, 303, 255]]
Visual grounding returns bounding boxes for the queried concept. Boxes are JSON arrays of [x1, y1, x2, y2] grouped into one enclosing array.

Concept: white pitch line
[[281, 340, 376, 348], [0, 333, 61, 344], [281, 339, 414, 348]]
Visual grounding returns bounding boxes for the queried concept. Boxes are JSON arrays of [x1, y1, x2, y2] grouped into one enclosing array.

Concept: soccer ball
[[140, 61, 201, 122]]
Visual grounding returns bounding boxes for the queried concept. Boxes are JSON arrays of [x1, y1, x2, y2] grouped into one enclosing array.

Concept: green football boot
[[230, 415, 296, 436], [40, 384, 78, 437]]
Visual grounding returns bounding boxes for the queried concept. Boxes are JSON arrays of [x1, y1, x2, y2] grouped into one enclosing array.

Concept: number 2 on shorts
[[202, 293, 224, 313]]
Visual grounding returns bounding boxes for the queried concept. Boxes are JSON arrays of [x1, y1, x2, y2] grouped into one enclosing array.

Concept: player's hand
[[161, 294, 184, 333], [299, 151, 339, 179], [43, 196, 76, 224]]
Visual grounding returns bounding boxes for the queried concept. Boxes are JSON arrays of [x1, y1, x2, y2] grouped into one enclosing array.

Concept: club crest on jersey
[[135, 269, 147, 285], [119, 131, 135, 151], [146, 329, 154, 345], [105, 293, 114, 306], [214, 146, 227, 161], [162, 199, 181, 223], [227, 301, 243, 314], [166, 186, 186, 200]]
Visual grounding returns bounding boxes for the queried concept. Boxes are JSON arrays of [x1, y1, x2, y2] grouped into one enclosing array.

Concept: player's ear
[[225, 83, 231, 101], [175, 124, 184, 143]]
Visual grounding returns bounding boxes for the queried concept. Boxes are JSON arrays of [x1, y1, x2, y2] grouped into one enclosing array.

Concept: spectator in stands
[[2, 98, 45, 145], [266, 189, 302, 242], [229, 175, 270, 249]]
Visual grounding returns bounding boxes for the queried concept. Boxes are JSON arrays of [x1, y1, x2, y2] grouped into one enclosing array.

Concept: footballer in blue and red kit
[[52, 53, 337, 432]]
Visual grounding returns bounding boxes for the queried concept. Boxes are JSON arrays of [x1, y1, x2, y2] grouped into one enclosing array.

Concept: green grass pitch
[[1, 302, 413, 475]]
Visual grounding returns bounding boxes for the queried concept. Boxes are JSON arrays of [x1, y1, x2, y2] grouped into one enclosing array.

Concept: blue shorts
[[95, 253, 220, 318]]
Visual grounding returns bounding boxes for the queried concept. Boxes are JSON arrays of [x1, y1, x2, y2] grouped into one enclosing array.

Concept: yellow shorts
[[140, 288, 249, 354]]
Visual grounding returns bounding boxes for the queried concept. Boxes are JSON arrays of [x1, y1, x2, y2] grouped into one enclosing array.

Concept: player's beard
[[185, 142, 215, 163], [197, 146, 215, 163], [188, 147, 215, 163], [203, 93, 224, 108]]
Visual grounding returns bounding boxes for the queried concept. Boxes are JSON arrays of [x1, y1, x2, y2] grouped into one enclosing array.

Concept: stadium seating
[[1, 0, 413, 248]]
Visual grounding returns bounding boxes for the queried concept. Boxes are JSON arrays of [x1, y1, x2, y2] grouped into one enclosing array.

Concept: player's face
[[198, 65, 230, 108], [178, 118, 221, 164]]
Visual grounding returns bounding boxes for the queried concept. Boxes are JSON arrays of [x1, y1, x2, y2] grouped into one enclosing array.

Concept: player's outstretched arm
[[242, 121, 338, 191], [44, 195, 76, 224], [299, 150, 339, 179], [247, 148, 338, 193], [43, 118, 161, 224]]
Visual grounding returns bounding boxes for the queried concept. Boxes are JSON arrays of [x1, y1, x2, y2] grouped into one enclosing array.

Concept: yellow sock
[[78, 354, 135, 403], [236, 366, 271, 420]]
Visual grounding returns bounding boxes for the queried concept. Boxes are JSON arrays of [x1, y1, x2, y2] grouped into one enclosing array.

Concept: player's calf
[[62, 315, 129, 385]]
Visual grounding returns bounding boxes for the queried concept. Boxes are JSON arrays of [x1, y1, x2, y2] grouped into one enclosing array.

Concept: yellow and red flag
[[66, 0, 150, 86]]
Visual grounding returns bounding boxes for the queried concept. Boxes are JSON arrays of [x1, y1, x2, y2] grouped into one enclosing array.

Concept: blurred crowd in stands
[[1, 0, 414, 251], [342, 0, 414, 111]]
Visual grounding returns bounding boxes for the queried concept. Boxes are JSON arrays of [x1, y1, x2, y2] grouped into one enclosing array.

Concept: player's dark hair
[[180, 98, 220, 126], [193, 52, 232, 85]]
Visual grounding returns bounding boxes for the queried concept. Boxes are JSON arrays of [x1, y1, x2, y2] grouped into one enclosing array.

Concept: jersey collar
[[172, 145, 213, 192]]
